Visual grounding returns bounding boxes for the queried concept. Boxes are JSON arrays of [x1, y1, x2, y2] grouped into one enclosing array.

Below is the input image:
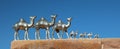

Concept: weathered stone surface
[[102, 38, 120, 49], [11, 39, 101, 49]]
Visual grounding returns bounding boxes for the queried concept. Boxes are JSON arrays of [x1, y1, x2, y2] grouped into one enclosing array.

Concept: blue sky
[[0, 0, 120, 49]]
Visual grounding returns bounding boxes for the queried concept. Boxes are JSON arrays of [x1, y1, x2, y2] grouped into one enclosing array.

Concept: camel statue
[[70, 31, 78, 39], [70, 31, 74, 39], [34, 15, 56, 40], [52, 17, 72, 39], [79, 32, 87, 39], [73, 31, 78, 39], [87, 32, 93, 39], [94, 33, 99, 39], [13, 16, 36, 40]]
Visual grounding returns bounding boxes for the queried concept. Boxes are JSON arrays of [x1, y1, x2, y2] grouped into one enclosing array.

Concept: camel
[[70, 31, 74, 39], [79, 32, 87, 39], [52, 17, 72, 39], [70, 31, 78, 39], [34, 15, 56, 40], [94, 33, 99, 38], [87, 32, 93, 39], [13, 16, 36, 40]]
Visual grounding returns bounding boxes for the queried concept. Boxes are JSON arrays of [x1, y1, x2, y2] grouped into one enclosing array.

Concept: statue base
[[11, 39, 102, 49]]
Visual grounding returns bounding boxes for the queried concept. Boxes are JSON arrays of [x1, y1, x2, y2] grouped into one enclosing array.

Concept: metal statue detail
[[70, 31, 78, 39], [13, 16, 36, 40], [70, 31, 74, 39], [79, 32, 87, 39], [52, 17, 72, 39], [13, 15, 101, 40], [94, 33, 99, 38], [87, 32, 93, 39], [35, 15, 56, 40]]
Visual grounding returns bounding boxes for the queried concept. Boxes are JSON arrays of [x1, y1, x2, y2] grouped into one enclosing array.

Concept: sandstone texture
[[11, 39, 101, 49], [11, 38, 120, 49], [102, 38, 120, 49]]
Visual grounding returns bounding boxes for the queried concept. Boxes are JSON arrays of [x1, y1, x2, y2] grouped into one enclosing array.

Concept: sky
[[0, 0, 120, 49]]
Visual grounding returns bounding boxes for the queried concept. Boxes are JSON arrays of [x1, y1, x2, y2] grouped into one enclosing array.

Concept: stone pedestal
[[11, 39, 101, 49]]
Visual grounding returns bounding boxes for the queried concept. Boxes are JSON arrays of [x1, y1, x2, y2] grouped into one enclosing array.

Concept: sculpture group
[[70, 31, 99, 39], [13, 15, 99, 40]]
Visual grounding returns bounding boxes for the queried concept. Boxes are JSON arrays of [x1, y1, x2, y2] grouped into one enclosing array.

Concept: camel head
[[51, 15, 57, 19], [28, 16, 36, 27], [67, 17, 72, 22], [75, 31, 78, 35], [49, 15, 57, 26], [30, 16, 36, 20], [70, 31, 74, 35], [65, 17, 72, 28]]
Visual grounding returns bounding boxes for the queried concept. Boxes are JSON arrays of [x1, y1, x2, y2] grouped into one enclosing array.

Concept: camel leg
[[82, 36, 84, 39], [24, 28, 29, 40], [83, 36, 84, 40], [35, 30, 37, 40], [90, 35, 92, 39], [70, 34, 72, 39], [16, 32, 19, 40], [88, 35, 91, 39], [46, 30, 49, 39], [52, 29, 55, 39], [24, 30, 29, 40], [88, 36, 90, 39], [37, 29, 40, 40], [70, 35, 73, 39], [35, 29, 40, 40], [14, 31, 17, 40], [24, 31, 27, 40], [81, 37, 84, 40], [65, 32, 69, 39], [57, 33, 61, 39], [45, 31, 48, 39], [26, 30, 29, 40], [46, 30, 50, 39], [74, 35, 75, 39], [47, 30, 51, 39], [46, 27, 50, 39], [61, 31, 64, 39]]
